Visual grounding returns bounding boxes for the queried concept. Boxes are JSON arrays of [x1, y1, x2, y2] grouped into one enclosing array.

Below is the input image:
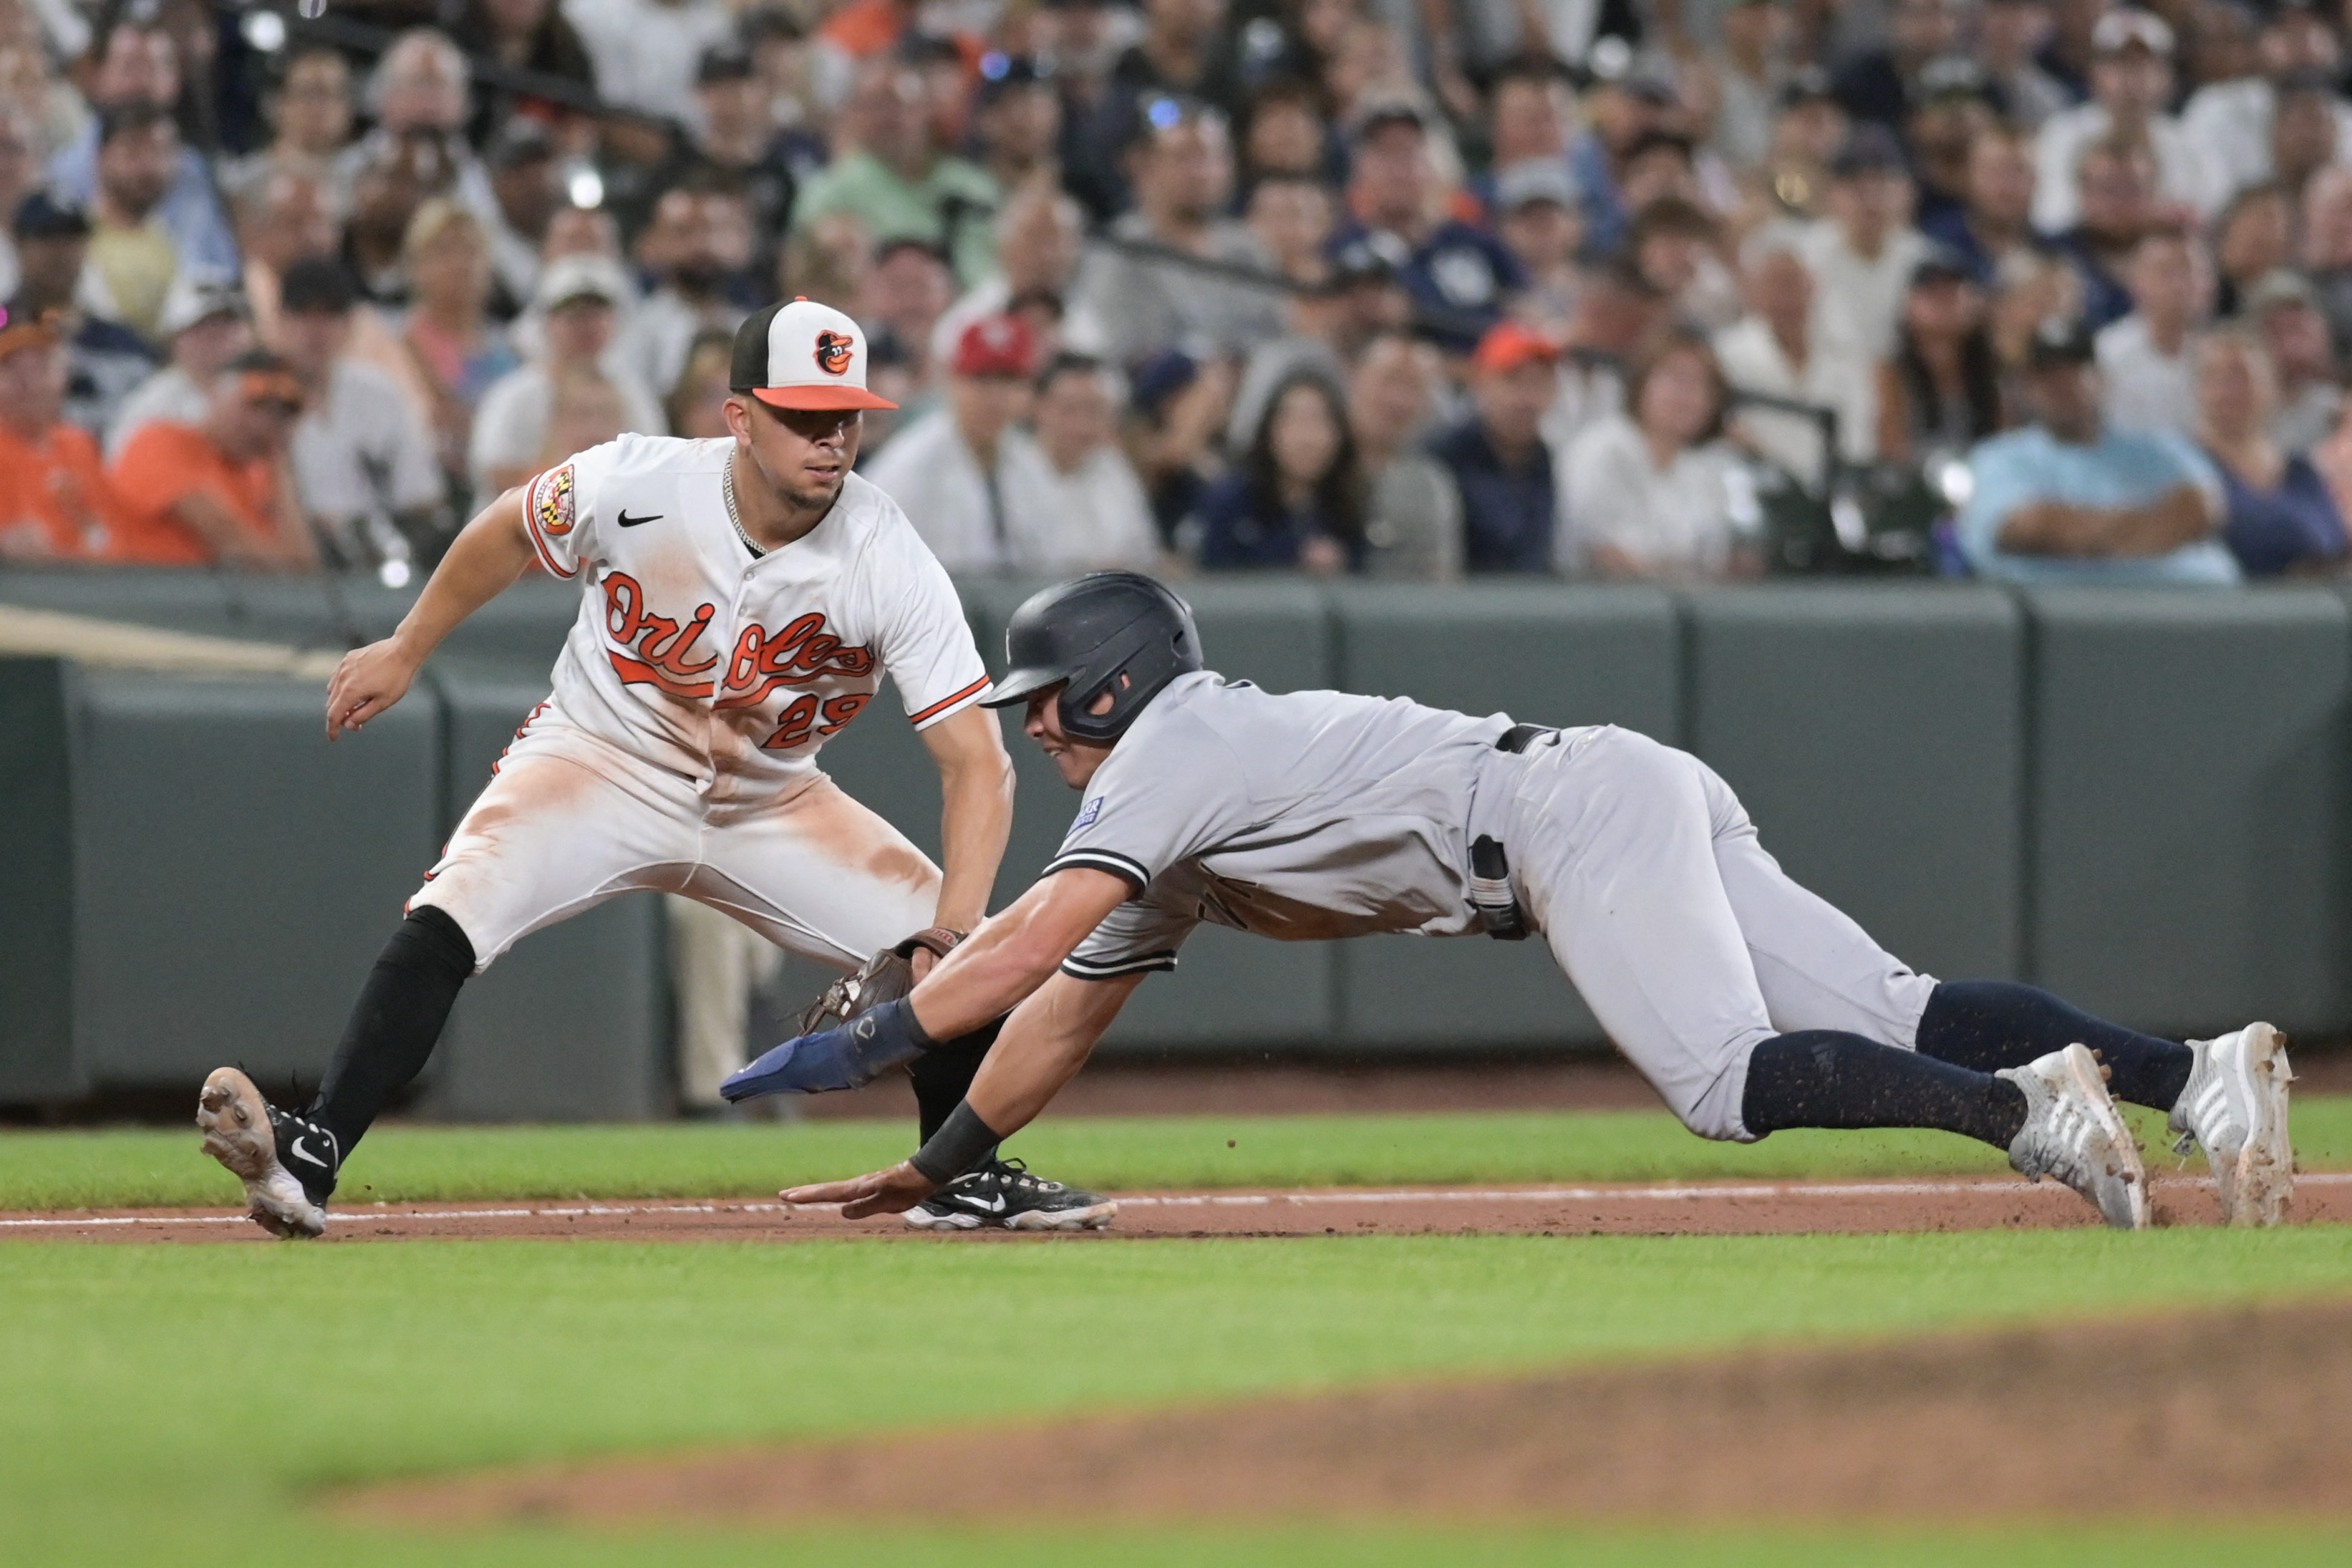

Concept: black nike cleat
[[905, 1157, 1118, 1232], [195, 1068, 341, 1239]]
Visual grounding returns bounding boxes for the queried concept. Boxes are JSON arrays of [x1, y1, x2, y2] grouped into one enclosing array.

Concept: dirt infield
[[343, 1298, 2352, 1527], [6, 1171, 2348, 1243]]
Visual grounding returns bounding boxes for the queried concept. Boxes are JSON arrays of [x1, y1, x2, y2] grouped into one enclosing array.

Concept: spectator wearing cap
[[1708, 0, 1794, 173], [1493, 160, 1585, 330], [1921, 124, 2042, 284], [106, 276, 251, 459], [1877, 248, 2005, 464], [473, 254, 664, 504], [2032, 11, 2228, 234], [929, 181, 1106, 370], [2182, 6, 2352, 203], [109, 349, 318, 570], [1956, 316, 2237, 583], [1568, 57, 1680, 256], [1327, 104, 1525, 356], [1562, 327, 1748, 580], [0, 308, 127, 561], [614, 183, 754, 406], [2096, 226, 2212, 438], [561, 0, 735, 128], [82, 103, 187, 342], [271, 258, 448, 572], [1906, 59, 2003, 233], [1798, 126, 1930, 364], [1348, 329, 1461, 581], [793, 59, 1002, 293], [219, 47, 357, 211], [1743, 67, 1847, 226], [1426, 320, 1559, 574], [400, 200, 521, 481], [2193, 326, 2348, 576], [1070, 98, 1284, 366], [1832, 0, 1970, 129], [995, 353, 1161, 572], [1190, 369, 1366, 574], [44, 15, 237, 279], [2242, 269, 2341, 453], [7, 191, 155, 437], [863, 314, 1039, 571], [1980, 0, 2071, 132], [1717, 228, 1879, 487]]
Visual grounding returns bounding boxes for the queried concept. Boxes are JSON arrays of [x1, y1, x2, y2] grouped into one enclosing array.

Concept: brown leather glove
[[796, 928, 965, 1036]]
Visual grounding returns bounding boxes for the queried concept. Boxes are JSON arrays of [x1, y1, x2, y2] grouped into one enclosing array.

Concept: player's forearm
[[963, 972, 1141, 1136], [908, 867, 1131, 1040], [931, 748, 1013, 934], [388, 490, 536, 662]]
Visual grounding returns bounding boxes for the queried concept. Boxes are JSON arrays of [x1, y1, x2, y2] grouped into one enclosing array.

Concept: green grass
[[6, 1231, 2352, 1567], [9, 1094, 2351, 1211]]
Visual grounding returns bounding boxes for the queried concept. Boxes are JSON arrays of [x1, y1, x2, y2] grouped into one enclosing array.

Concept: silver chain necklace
[[721, 455, 765, 558]]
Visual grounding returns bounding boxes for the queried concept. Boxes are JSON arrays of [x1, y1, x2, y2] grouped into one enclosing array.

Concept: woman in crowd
[[2197, 329, 2348, 577], [399, 198, 518, 479], [1877, 252, 2006, 465], [1191, 369, 1367, 574], [1562, 328, 1749, 580]]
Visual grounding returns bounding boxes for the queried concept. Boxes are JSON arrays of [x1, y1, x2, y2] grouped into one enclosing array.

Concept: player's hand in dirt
[[782, 1161, 939, 1218], [326, 637, 422, 740]]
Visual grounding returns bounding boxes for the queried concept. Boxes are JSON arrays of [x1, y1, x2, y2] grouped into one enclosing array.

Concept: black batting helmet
[[978, 572, 1203, 742]]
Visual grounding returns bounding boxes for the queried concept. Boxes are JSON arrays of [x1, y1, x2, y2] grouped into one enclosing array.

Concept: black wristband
[[908, 1099, 1002, 1184]]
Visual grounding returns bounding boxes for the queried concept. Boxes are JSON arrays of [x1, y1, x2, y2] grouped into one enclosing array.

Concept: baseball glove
[[797, 928, 965, 1036]]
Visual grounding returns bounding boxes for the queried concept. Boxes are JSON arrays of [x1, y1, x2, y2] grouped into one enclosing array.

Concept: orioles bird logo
[[813, 329, 854, 376]]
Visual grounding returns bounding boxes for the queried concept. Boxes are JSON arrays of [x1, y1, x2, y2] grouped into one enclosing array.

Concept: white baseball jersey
[[522, 434, 990, 802]]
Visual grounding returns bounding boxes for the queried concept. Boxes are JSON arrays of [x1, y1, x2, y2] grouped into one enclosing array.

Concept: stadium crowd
[[6, 0, 2352, 585]]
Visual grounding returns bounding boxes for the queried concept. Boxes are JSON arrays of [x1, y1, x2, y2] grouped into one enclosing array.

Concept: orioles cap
[[730, 297, 898, 411]]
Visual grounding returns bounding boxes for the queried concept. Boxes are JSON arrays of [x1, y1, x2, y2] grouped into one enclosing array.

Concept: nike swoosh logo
[[960, 1194, 1006, 1213], [616, 510, 662, 528], [289, 1136, 328, 1168]]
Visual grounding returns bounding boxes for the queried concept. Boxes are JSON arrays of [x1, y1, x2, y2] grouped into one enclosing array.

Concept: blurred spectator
[[2212, 183, 2291, 319], [1544, 258, 1665, 453], [0, 109, 41, 304], [1740, 67, 1846, 228], [1921, 125, 2041, 284], [1717, 230, 1878, 487], [219, 47, 354, 208], [1430, 319, 1558, 574], [1246, 170, 1335, 287], [274, 258, 447, 573], [107, 276, 250, 458], [473, 254, 662, 501], [1630, 196, 1741, 331], [343, 128, 457, 306], [931, 185, 1102, 365], [1123, 346, 1236, 546], [1484, 58, 1575, 185], [1878, 250, 2006, 465], [1192, 369, 1364, 574], [793, 59, 1000, 291], [973, 57, 1064, 196], [364, 31, 510, 261], [1569, 57, 1680, 256], [858, 236, 954, 413], [2194, 327, 2347, 577], [109, 349, 316, 570], [400, 200, 520, 480], [46, 14, 236, 278], [1708, 0, 1794, 171], [1562, 328, 1747, 581], [0, 309, 122, 561], [615, 183, 752, 405], [1957, 316, 2237, 582], [1493, 160, 1584, 329], [1980, 0, 2071, 131], [83, 103, 188, 341], [2304, 167, 2352, 356], [2268, 70, 2346, 204], [863, 314, 1037, 571], [2031, 11, 2227, 234], [233, 167, 407, 420], [0, 39, 86, 165], [9, 191, 153, 436], [1799, 127, 1928, 363], [1219, 231, 1410, 458], [2052, 137, 2158, 331], [664, 326, 735, 440], [1238, 75, 1336, 194], [2038, 0, 2110, 101], [562, 0, 735, 126], [657, 43, 803, 286], [2181, 5, 2352, 198], [480, 118, 562, 312], [1071, 98, 1283, 364], [535, 363, 632, 471], [2243, 270, 2341, 454], [1988, 243, 2086, 373], [998, 353, 1162, 571], [1348, 329, 1461, 581], [1075, 0, 1251, 215], [1906, 62, 2003, 233], [1833, 0, 1969, 128], [2096, 227, 2210, 437], [447, 0, 598, 147]]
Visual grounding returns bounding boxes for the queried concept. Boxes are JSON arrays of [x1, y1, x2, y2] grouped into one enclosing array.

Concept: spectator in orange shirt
[[0, 307, 124, 561], [108, 349, 317, 570]]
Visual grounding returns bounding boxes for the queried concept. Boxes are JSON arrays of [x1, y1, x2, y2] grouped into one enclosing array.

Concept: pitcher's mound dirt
[[347, 1299, 2352, 1528]]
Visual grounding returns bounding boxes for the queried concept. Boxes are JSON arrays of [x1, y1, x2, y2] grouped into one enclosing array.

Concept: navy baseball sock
[[909, 1017, 1003, 1146], [1915, 980, 2192, 1112], [309, 906, 475, 1157], [1741, 1030, 2028, 1150]]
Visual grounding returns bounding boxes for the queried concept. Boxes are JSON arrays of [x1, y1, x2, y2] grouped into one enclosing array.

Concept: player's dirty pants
[[410, 720, 940, 982], [1506, 726, 1939, 1143]]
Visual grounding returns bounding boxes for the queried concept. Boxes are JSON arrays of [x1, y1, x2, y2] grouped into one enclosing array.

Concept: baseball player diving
[[750, 571, 2295, 1232], [195, 299, 1115, 1237]]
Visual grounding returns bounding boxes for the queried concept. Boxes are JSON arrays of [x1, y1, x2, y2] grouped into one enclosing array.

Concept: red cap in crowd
[[1471, 320, 1561, 375], [953, 314, 1036, 379]]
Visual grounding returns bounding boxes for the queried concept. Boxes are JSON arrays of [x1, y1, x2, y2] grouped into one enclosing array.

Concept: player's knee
[[384, 904, 478, 981]]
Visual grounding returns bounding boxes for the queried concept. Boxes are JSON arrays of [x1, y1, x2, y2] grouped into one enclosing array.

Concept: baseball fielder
[[195, 299, 1113, 1237], [748, 572, 2296, 1232]]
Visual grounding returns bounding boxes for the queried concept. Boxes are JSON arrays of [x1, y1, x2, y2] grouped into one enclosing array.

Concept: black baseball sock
[[309, 906, 475, 1156], [1742, 1030, 2028, 1151], [1915, 980, 2192, 1111], [907, 1016, 1004, 1149]]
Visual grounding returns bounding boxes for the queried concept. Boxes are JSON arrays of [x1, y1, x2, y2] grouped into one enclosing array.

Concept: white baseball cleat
[[195, 1068, 330, 1239], [2169, 1023, 2295, 1227], [1998, 1044, 2150, 1230]]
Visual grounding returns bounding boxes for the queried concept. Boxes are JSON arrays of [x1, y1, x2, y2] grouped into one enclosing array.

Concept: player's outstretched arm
[[908, 866, 1134, 1040], [326, 488, 538, 739]]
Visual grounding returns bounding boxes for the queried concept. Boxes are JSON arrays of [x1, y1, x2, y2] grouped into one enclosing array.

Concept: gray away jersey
[[1047, 672, 1515, 979]]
